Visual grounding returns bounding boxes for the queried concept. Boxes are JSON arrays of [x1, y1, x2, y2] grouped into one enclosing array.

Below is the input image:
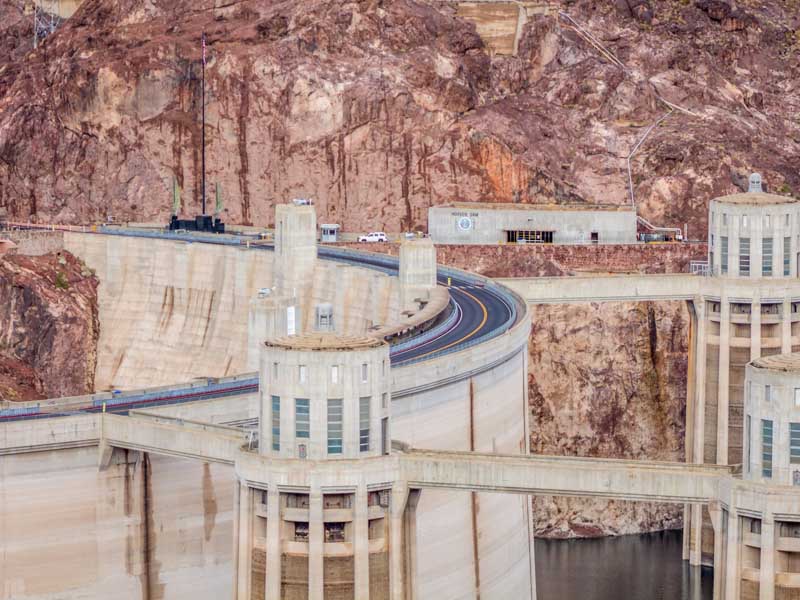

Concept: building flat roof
[[265, 333, 385, 351], [751, 353, 800, 372], [713, 192, 798, 206], [434, 202, 634, 212]]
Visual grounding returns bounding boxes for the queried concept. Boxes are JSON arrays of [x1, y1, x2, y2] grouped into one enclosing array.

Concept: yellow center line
[[408, 287, 489, 360]]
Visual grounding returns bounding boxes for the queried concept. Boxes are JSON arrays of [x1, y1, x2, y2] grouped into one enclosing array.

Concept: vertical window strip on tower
[[763, 419, 774, 478], [785, 237, 791, 276], [739, 237, 750, 276], [272, 395, 281, 451], [763, 237, 773, 276], [721, 236, 728, 274], [791, 423, 800, 465], [327, 399, 343, 455], [296, 398, 310, 439], [359, 396, 371, 452]]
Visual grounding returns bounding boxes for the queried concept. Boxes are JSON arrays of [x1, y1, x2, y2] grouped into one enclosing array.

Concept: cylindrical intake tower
[[707, 175, 800, 278], [259, 333, 391, 459], [744, 353, 800, 486]]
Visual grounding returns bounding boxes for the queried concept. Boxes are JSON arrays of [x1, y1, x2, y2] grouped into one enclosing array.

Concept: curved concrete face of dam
[[0, 233, 533, 600]]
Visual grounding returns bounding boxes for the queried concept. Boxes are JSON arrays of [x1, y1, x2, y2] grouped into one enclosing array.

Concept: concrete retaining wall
[[0, 230, 64, 255]]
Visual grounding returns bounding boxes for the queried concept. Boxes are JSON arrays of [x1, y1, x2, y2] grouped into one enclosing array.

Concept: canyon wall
[[0, 0, 797, 234], [0, 249, 98, 402]]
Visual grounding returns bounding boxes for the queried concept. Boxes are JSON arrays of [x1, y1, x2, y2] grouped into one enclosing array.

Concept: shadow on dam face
[[535, 530, 713, 600]]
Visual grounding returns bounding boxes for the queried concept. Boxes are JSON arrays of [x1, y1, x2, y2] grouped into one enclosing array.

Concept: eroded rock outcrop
[[0, 0, 797, 235], [0, 251, 98, 401]]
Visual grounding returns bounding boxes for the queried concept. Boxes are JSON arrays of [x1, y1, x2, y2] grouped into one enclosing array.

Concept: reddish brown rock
[[0, 251, 99, 401], [0, 0, 797, 236]]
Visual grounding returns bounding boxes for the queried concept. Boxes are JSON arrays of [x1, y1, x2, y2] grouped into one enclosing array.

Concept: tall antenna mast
[[201, 31, 207, 215]]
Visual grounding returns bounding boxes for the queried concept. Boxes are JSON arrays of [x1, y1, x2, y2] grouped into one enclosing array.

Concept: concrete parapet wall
[[0, 229, 64, 255]]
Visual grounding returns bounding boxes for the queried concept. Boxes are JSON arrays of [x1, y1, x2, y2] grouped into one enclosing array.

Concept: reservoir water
[[535, 530, 713, 600]]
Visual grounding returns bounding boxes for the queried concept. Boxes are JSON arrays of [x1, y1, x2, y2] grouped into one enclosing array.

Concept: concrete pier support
[[391, 483, 410, 600], [717, 295, 731, 465], [690, 297, 707, 566], [760, 515, 775, 600], [724, 510, 740, 600], [237, 483, 253, 600], [354, 485, 370, 600], [265, 487, 281, 600], [309, 487, 324, 600]]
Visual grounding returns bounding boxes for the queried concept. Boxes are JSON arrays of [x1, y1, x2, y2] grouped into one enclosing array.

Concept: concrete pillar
[[690, 297, 707, 566], [237, 484, 253, 600], [265, 487, 281, 600], [354, 485, 370, 600], [399, 237, 437, 312], [405, 489, 422, 600], [709, 502, 726, 600], [718, 296, 731, 465], [724, 510, 740, 600], [273, 203, 317, 298], [308, 487, 324, 600], [760, 515, 775, 600], [390, 483, 409, 600], [751, 298, 762, 360], [232, 480, 241, 599], [783, 298, 792, 354]]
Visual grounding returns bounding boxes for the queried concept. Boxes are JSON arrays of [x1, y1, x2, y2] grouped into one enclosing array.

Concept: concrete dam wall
[[64, 233, 402, 391], [0, 233, 535, 599]]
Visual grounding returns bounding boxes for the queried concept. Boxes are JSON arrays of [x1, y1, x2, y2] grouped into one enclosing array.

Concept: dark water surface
[[535, 530, 713, 600]]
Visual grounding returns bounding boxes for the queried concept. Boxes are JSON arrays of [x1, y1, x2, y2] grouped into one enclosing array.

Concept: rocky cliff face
[[1, 0, 797, 235], [528, 300, 689, 537], [0, 251, 98, 401]]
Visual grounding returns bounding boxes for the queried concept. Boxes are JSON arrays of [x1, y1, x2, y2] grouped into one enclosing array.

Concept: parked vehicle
[[358, 232, 388, 243]]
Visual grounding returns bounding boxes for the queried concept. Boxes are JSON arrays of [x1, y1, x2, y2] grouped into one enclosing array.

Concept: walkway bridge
[[8, 411, 730, 505]]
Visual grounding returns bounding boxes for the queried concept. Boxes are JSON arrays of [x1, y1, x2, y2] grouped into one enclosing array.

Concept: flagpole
[[201, 31, 207, 216]]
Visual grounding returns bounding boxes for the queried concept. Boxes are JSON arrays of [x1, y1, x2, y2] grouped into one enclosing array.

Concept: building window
[[295, 398, 310, 439], [723, 213, 727, 226], [791, 423, 800, 465], [324, 522, 346, 543], [762, 419, 773, 478], [272, 362, 279, 379], [746, 415, 751, 473], [721, 236, 728, 274], [294, 522, 309, 542], [785, 237, 791, 276], [331, 365, 339, 384], [361, 363, 369, 383], [506, 230, 554, 244], [742, 215, 748, 228], [327, 399, 343, 455], [765, 215, 771, 228], [271, 395, 280, 451], [382, 392, 388, 409], [298, 365, 308, 383], [739, 237, 750, 276], [763, 237, 773, 276], [795, 388, 800, 407], [766, 385, 772, 402], [359, 396, 371, 452]]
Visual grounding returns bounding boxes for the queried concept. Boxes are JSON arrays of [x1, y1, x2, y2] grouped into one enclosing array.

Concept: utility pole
[[201, 31, 207, 216]]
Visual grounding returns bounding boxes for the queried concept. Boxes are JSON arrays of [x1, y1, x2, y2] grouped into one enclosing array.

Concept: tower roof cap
[[751, 353, 800, 373], [265, 333, 386, 351]]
